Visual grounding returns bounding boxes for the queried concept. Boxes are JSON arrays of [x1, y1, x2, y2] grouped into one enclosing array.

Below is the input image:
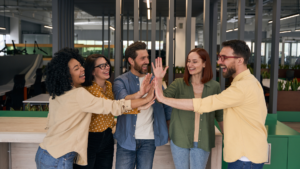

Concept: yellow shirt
[[193, 69, 268, 163], [40, 87, 132, 165], [85, 81, 140, 132]]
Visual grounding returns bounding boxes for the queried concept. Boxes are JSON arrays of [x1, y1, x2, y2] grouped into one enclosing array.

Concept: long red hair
[[183, 48, 213, 86]]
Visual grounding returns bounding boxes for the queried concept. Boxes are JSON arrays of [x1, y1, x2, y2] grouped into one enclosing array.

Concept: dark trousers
[[74, 128, 114, 169]]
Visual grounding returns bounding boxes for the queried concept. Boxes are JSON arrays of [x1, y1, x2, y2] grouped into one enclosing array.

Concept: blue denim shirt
[[113, 71, 172, 151]]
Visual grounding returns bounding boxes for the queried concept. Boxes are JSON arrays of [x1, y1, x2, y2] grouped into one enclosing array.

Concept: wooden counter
[[0, 117, 222, 169]]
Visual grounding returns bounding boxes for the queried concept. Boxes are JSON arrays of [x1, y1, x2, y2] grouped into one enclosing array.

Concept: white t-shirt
[[239, 156, 250, 162], [134, 76, 155, 139]]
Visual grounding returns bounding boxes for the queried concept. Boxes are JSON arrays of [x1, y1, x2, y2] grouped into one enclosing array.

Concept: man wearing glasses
[[154, 40, 268, 169], [113, 41, 172, 169]]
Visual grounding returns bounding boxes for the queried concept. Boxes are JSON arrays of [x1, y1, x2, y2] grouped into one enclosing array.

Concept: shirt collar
[[232, 69, 251, 83], [129, 71, 139, 79]]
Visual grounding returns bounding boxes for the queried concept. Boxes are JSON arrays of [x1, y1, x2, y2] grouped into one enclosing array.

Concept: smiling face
[[93, 57, 110, 81], [217, 46, 239, 78], [186, 52, 206, 76], [68, 58, 85, 87], [129, 49, 149, 76]]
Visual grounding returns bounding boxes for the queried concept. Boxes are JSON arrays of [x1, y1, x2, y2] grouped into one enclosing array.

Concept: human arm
[[124, 73, 153, 100], [155, 78, 245, 114]]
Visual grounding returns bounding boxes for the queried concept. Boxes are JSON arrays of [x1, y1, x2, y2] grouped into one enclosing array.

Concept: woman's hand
[[139, 82, 155, 110], [138, 97, 156, 110], [139, 73, 152, 97], [151, 57, 168, 79], [144, 80, 155, 101], [154, 77, 166, 103]]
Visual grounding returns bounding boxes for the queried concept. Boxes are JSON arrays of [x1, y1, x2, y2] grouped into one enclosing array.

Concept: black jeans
[[74, 128, 114, 169]]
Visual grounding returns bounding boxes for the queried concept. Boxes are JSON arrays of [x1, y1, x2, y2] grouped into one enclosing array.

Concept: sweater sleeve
[[76, 88, 132, 116]]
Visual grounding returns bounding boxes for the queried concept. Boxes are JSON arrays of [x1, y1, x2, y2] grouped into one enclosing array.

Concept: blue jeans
[[115, 139, 156, 169], [170, 140, 210, 169], [228, 160, 264, 169], [35, 146, 77, 169]]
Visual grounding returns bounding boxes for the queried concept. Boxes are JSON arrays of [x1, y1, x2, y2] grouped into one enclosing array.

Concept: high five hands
[[152, 57, 168, 103]]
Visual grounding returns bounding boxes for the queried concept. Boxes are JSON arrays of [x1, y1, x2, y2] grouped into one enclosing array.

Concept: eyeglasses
[[217, 54, 241, 62], [95, 63, 110, 70]]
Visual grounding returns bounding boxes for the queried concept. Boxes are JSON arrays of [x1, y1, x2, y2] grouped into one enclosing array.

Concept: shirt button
[[137, 84, 139, 85], [199, 140, 200, 141], [133, 135, 135, 137], [201, 119, 202, 121], [134, 125, 135, 127], [135, 115, 136, 116]]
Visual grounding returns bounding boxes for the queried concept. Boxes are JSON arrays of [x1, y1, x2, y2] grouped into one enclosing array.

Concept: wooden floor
[[282, 122, 300, 133]]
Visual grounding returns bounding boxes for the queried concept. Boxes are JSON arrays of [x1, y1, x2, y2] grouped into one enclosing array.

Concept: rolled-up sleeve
[[193, 83, 245, 114], [76, 88, 132, 116]]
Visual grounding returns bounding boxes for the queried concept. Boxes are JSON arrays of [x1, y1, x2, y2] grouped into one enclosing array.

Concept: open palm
[[151, 57, 168, 79]]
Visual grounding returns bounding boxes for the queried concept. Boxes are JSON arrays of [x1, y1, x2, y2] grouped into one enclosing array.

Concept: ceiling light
[[234, 28, 238, 31], [226, 29, 233, 32], [280, 30, 291, 33], [295, 29, 300, 32], [147, 0, 150, 8], [268, 13, 300, 23], [75, 21, 102, 25], [109, 26, 115, 30], [0, 27, 6, 30], [44, 25, 52, 29], [147, 9, 151, 20]]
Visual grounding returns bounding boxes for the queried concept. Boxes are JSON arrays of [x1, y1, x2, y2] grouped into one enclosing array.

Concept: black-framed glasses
[[95, 63, 110, 70]]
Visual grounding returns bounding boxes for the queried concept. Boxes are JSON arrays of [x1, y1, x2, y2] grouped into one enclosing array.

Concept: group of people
[[35, 39, 268, 169]]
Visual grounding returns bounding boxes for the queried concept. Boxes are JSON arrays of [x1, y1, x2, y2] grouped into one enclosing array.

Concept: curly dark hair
[[81, 54, 112, 87], [45, 47, 85, 99], [125, 41, 147, 65], [222, 40, 250, 65]]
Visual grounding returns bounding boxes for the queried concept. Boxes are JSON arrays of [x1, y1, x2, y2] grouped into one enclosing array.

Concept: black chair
[[28, 68, 43, 98], [6, 74, 25, 110], [286, 70, 295, 81]]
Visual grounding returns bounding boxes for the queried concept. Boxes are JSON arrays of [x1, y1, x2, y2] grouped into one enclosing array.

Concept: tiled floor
[[282, 122, 300, 133]]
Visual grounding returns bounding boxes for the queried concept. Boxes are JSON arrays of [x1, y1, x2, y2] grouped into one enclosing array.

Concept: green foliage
[[284, 81, 291, 91], [283, 65, 290, 69], [291, 78, 300, 91], [267, 64, 271, 69], [23, 103, 49, 111], [278, 81, 284, 91], [261, 64, 267, 69], [261, 71, 270, 79]]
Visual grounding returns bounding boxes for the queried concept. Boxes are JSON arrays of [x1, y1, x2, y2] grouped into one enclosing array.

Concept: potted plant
[[277, 78, 300, 111]]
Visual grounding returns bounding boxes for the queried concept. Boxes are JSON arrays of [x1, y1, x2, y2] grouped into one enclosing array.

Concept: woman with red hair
[[152, 48, 223, 169]]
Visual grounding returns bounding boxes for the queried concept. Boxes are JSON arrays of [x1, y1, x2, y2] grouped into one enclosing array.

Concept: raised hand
[[139, 73, 152, 97], [154, 77, 165, 103], [151, 57, 168, 79]]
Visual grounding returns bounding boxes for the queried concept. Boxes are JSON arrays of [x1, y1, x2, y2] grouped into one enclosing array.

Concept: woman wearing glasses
[[152, 48, 224, 169], [35, 49, 155, 169], [73, 54, 153, 169]]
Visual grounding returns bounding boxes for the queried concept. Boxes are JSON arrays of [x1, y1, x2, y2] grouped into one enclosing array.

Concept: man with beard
[[153, 40, 268, 169], [113, 41, 172, 169]]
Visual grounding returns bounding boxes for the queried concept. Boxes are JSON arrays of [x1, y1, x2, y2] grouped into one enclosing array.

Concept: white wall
[[166, 17, 196, 67], [10, 17, 21, 44]]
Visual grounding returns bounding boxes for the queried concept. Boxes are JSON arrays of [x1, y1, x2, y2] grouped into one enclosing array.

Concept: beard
[[222, 65, 236, 78], [134, 61, 148, 74]]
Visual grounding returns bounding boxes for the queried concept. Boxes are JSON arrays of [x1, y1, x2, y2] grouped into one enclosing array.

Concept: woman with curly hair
[[35, 48, 155, 169], [73, 54, 151, 169]]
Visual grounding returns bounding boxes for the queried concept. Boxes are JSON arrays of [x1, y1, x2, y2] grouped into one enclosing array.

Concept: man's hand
[[152, 57, 168, 79], [138, 73, 152, 97]]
